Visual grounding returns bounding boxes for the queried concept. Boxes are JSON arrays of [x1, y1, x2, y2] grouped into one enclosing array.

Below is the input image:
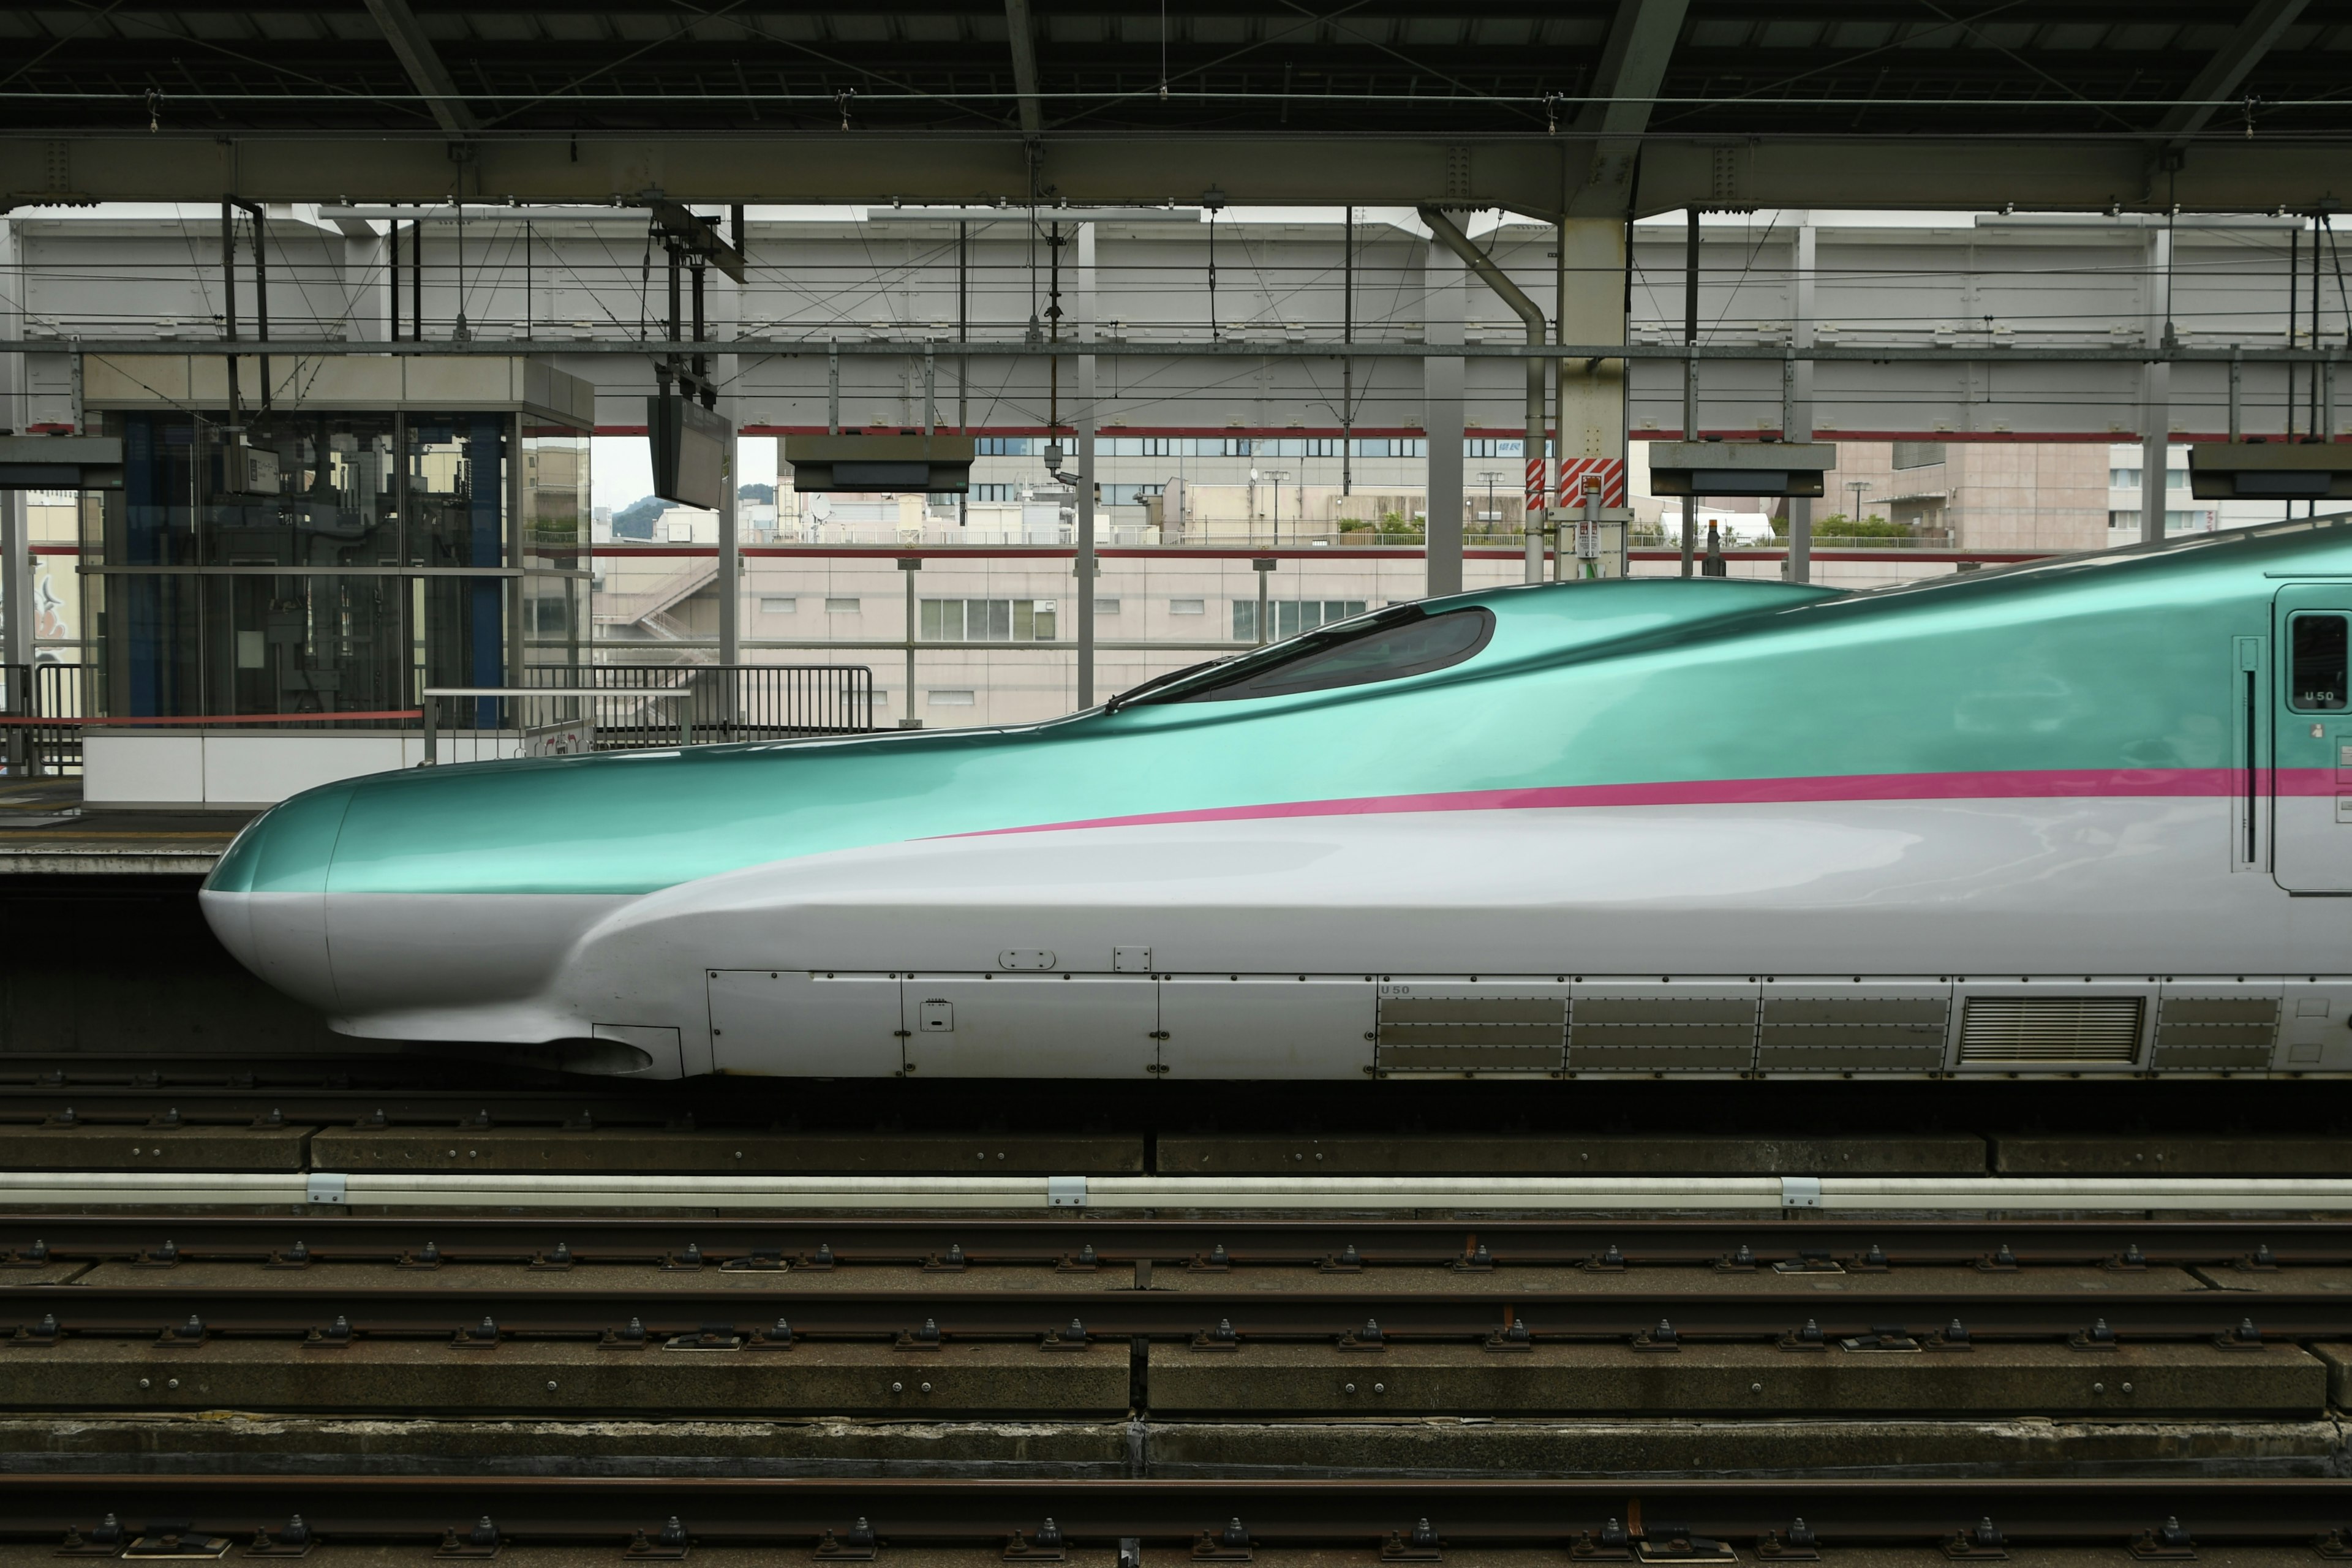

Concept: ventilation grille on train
[[1956, 997, 2145, 1064]]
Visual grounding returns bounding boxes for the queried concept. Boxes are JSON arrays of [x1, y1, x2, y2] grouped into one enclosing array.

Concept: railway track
[[2, 1254, 2335, 1336], [0, 1215, 2347, 1425], [9, 1474, 2352, 1550]]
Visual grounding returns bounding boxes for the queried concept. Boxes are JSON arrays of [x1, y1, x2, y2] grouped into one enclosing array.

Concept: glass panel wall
[[85, 407, 588, 725], [406, 413, 508, 725], [520, 424, 589, 676]]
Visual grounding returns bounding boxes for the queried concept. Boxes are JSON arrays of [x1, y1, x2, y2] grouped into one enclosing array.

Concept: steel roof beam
[[360, 0, 479, 135], [4, 134, 2350, 214], [2155, 0, 2309, 148], [1567, 0, 1692, 218], [1003, 0, 1043, 137]]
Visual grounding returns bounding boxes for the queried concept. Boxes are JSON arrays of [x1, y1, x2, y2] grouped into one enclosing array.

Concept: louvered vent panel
[[1957, 997, 2144, 1063]]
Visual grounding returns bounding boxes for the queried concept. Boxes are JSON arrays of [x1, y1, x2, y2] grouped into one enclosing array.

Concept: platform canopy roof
[[0, 1, 2345, 211]]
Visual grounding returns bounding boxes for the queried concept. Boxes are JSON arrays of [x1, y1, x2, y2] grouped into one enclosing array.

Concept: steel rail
[[6, 1474, 2352, 1542], [1, 1215, 2341, 1264], [2, 1273, 2335, 1340], [9, 1170, 2352, 1212]]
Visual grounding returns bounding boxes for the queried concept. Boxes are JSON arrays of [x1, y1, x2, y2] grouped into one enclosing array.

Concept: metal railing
[[548, 664, 876, 748], [422, 665, 876, 763], [1, 663, 85, 777]]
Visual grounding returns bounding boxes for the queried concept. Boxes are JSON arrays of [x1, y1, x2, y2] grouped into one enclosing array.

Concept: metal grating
[[1377, 997, 1563, 1073], [1956, 997, 2144, 1064], [2152, 997, 2278, 1071]]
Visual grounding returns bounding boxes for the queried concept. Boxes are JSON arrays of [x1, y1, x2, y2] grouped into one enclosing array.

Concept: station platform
[[0, 779, 241, 877]]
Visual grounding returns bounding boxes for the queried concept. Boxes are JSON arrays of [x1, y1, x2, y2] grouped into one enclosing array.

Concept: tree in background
[[1768, 511, 1910, 540]]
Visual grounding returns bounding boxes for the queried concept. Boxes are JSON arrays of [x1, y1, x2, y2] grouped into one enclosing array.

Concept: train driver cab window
[[2290, 612, 2350, 711], [1112, 605, 1495, 708]]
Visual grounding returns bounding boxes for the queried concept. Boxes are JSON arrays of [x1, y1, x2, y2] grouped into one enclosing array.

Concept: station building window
[[1232, 598, 1367, 643], [921, 598, 1057, 641]]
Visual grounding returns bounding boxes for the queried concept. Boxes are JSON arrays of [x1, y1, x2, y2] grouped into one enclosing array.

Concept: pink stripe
[[956, 768, 2337, 839]]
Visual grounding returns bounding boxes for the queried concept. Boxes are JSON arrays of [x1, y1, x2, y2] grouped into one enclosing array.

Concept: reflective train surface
[[203, 516, 2352, 1082]]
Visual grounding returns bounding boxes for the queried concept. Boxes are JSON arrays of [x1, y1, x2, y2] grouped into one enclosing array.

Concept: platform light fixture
[[1646, 439, 1838, 499], [783, 431, 976, 494], [0, 435, 122, 490], [2188, 442, 2352, 500]]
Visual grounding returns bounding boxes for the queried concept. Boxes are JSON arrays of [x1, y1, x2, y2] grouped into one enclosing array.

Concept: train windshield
[[1114, 605, 1495, 707]]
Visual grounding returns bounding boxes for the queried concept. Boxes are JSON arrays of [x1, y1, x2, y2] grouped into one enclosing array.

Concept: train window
[[1112, 605, 1495, 708], [2291, 614, 2350, 711]]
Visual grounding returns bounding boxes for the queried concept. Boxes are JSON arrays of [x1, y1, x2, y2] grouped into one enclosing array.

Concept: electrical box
[[222, 443, 281, 496], [785, 432, 976, 494], [1545, 505, 1632, 579], [1648, 439, 1838, 498], [2188, 442, 2352, 501]]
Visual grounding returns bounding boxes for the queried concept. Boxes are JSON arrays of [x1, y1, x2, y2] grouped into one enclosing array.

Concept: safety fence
[[0, 663, 84, 777], [421, 665, 876, 764], [1, 664, 875, 775]]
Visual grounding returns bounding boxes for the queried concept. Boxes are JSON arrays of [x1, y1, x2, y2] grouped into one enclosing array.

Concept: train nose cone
[[198, 783, 355, 1014]]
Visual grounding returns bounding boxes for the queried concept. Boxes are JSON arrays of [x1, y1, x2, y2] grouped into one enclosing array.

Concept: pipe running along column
[[1419, 208, 1548, 586]]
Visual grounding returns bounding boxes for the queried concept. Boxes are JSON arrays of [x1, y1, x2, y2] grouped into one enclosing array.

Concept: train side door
[[2272, 588, 2352, 893]]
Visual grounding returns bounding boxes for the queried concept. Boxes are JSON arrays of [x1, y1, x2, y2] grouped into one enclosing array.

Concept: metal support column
[[220, 202, 242, 421], [1682, 209, 1700, 578], [1422, 238, 1464, 598], [1787, 218, 1817, 584], [1341, 206, 1354, 499], [2142, 227, 2174, 545], [717, 424, 739, 667], [957, 221, 969, 530], [899, 557, 921, 729], [1420, 208, 1547, 586], [1, 491, 26, 774], [1075, 223, 1097, 709]]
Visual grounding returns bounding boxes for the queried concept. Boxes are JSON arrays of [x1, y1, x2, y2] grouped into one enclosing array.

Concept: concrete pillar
[[1787, 218, 1817, 582], [1075, 223, 1097, 708], [1423, 238, 1464, 598], [1558, 217, 1629, 578]]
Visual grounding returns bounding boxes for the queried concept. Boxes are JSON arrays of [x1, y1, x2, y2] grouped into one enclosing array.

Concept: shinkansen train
[[203, 516, 2352, 1082]]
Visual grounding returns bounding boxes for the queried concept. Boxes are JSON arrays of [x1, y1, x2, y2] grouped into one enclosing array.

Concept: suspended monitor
[[1648, 440, 1836, 498], [0, 435, 121, 491], [2188, 442, 2352, 501], [649, 396, 730, 509], [785, 432, 976, 494]]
